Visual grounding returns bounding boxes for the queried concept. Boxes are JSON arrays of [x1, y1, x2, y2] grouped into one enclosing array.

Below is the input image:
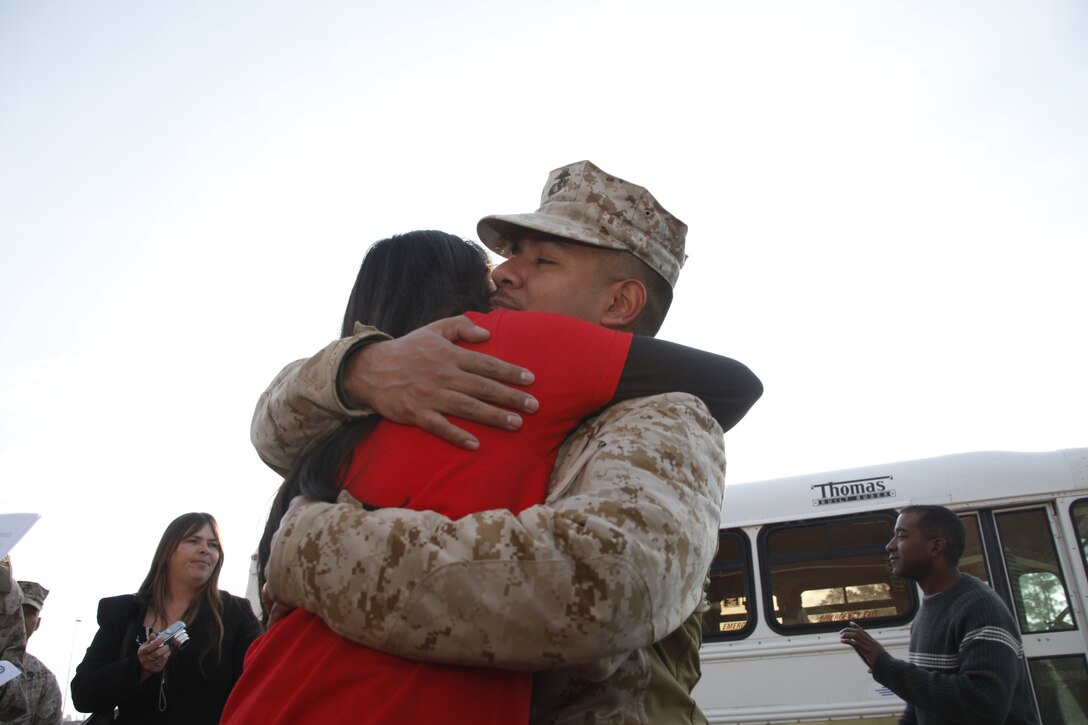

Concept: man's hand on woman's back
[[342, 315, 539, 450]]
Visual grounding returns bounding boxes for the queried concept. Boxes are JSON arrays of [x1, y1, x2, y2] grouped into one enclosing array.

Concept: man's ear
[[600, 279, 647, 330], [929, 537, 947, 562]]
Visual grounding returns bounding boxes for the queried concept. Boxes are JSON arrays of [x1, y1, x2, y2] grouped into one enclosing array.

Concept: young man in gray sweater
[[840, 505, 1039, 725]]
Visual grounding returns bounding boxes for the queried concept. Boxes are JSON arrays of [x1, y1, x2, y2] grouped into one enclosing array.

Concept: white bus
[[694, 447, 1088, 724]]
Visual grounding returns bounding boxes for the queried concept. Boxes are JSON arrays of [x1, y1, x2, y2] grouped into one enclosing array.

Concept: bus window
[[957, 513, 990, 584], [760, 513, 915, 633], [703, 530, 754, 639], [1028, 656, 1088, 725], [1071, 498, 1088, 580], [994, 508, 1077, 634]]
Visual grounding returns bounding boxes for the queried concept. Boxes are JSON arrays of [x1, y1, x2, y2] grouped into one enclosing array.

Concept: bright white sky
[[2, 0, 1086, 717]]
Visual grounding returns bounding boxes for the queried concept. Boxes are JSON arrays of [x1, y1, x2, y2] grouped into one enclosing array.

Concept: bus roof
[[721, 447, 1088, 528]]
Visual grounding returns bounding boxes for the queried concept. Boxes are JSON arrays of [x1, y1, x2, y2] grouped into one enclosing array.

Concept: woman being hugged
[[72, 512, 261, 724], [223, 231, 762, 724]]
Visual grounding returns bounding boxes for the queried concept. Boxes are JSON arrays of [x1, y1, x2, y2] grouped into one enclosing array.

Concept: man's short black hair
[[900, 505, 966, 567]]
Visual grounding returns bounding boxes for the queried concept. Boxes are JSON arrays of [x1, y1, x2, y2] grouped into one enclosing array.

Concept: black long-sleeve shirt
[[615, 336, 762, 433]]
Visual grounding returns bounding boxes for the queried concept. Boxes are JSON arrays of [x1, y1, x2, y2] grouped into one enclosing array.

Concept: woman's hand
[[286, 495, 319, 515], [137, 634, 172, 680], [261, 582, 295, 627]]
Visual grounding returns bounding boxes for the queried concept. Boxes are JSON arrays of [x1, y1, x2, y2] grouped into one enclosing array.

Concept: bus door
[[959, 502, 1088, 724]]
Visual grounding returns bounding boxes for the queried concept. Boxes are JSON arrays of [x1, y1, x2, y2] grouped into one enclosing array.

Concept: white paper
[[0, 660, 22, 686], [0, 514, 40, 560]]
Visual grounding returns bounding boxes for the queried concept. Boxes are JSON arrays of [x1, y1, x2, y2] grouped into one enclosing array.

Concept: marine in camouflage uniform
[[259, 161, 761, 724], [18, 582, 62, 725], [1, 560, 30, 724]]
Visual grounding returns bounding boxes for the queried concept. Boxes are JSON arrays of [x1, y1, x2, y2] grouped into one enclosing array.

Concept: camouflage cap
[[477, 160, 688, 288], [17, 580, 48, 611]]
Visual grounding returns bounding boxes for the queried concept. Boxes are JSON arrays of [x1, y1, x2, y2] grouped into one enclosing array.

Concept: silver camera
[[158, 620, 190, 650]]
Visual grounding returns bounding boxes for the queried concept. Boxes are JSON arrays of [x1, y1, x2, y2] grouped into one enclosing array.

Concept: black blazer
[[71, 592, 261, 725]]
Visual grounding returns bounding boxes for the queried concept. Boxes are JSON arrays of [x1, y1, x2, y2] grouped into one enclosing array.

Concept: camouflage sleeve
[[251, 325, 390, 476], [266, 393, 725, 670]]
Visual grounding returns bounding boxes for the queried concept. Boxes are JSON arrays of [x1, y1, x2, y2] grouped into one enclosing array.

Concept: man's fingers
[[425, 315, 492, 343], [448, 348, 537, 411], [412, 413, 481, 450], [422, 317, 537, 392], [345, 323, 535, 411], [408, 404, 518, 450], [342, 315, 538, 438], [450, 344, 535, 387]]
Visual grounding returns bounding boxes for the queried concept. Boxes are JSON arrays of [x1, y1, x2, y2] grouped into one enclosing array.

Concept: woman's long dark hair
[[138, 512, 225, 674], [256, 231, 492, 617]]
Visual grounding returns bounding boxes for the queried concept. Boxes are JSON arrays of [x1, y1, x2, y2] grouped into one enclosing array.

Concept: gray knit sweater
[[871, 574, 1038, 724]]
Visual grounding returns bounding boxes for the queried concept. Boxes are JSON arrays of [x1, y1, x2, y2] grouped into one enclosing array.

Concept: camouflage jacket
[[1, 565, 30, 725], [21, 653, 61, 725], [258, 330, 726, 724]]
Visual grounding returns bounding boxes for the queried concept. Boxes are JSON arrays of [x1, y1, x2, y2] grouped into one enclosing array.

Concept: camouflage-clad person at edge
[[1, 558, 31, 724], [18, 581, 62, 725], [258, 161, 763, 724]]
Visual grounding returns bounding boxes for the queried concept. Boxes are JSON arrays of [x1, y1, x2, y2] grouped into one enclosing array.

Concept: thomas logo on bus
[[811, 476, 895, 506]]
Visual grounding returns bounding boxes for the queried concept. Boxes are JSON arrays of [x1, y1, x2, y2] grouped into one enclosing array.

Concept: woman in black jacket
[[72, 512, 261, 724]]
